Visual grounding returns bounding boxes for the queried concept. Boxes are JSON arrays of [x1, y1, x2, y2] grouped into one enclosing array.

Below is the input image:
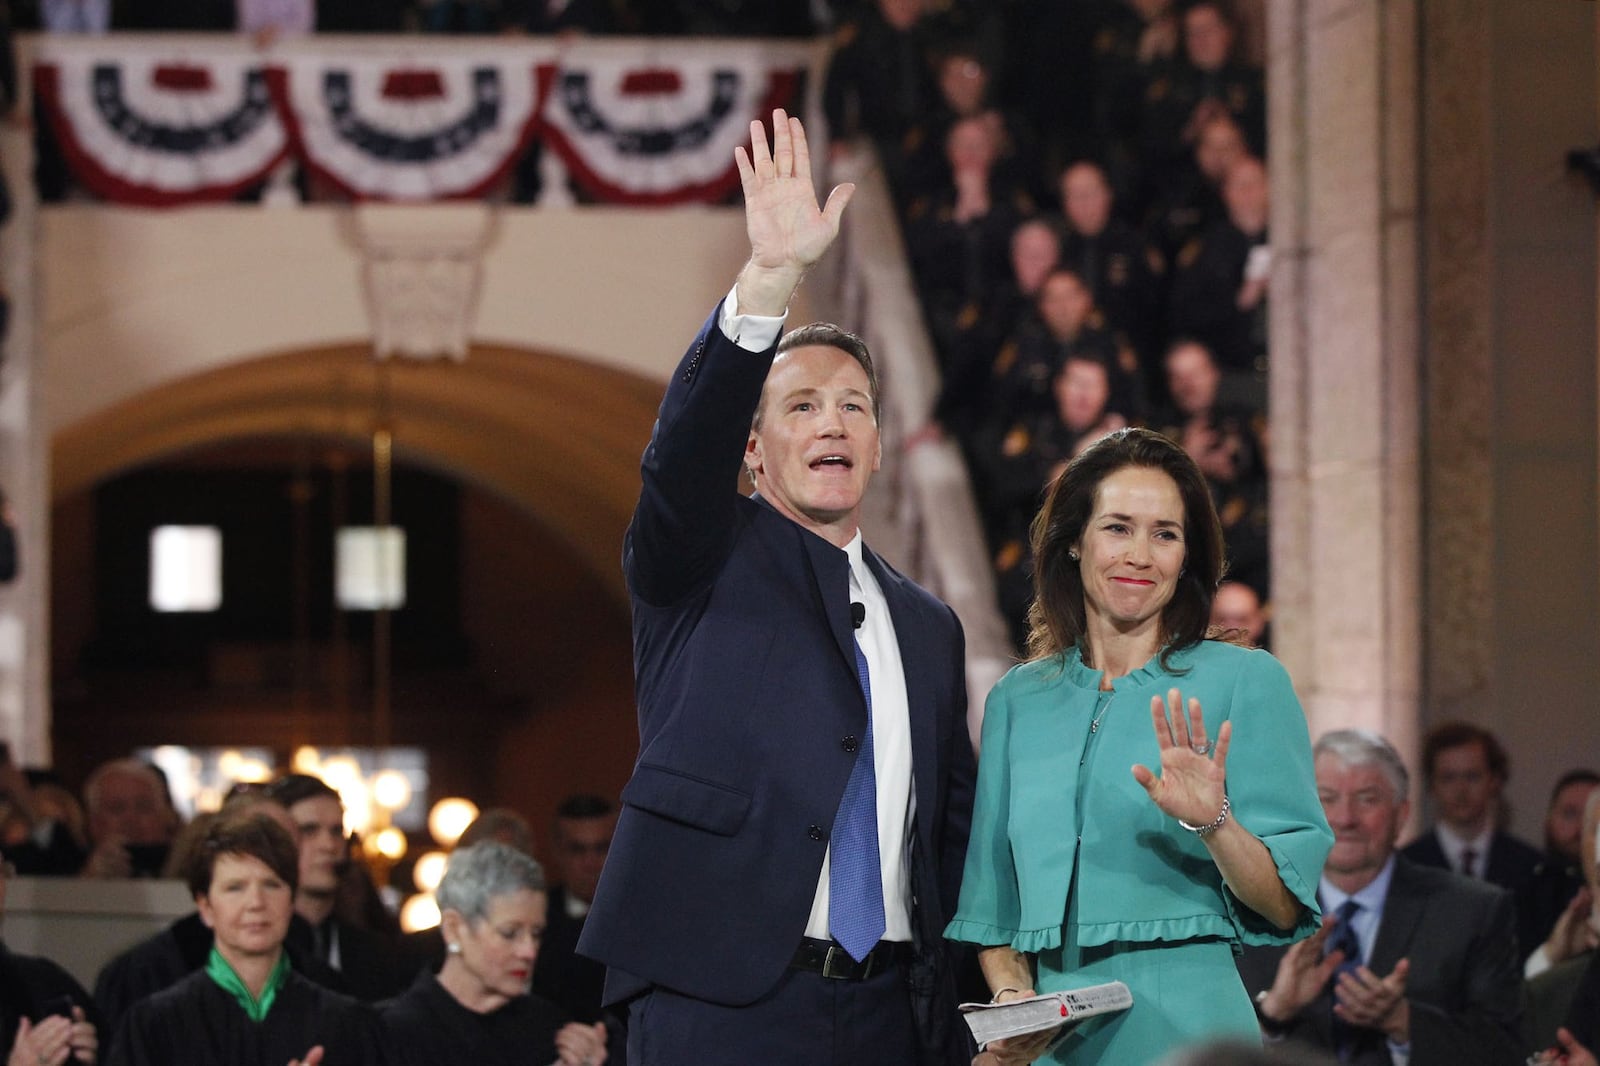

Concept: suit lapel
[[1369, 859, 1426, 975], [758, 491, 858, 682]]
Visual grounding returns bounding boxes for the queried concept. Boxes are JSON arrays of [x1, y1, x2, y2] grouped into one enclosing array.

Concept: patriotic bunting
[[266, 50, 544, 201], [538, 54, 799, 205], [35, 49, 289, 206], [30, 37, 812, 207]]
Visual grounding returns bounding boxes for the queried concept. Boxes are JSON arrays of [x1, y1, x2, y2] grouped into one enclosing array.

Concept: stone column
[[1267, 0, 1423, 764]]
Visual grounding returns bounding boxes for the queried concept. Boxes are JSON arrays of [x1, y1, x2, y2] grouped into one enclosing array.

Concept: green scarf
[[205, 946, 289, 1023]]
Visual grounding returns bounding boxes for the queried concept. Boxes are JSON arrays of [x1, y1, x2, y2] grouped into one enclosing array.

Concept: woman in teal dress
[[946, 428, 1332, 1064]]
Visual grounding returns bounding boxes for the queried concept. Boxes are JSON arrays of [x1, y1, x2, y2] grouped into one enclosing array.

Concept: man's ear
[[745, 430, 762, 479]]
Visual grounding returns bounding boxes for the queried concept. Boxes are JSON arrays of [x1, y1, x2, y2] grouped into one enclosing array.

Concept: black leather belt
[[790, 936, 912, 980]]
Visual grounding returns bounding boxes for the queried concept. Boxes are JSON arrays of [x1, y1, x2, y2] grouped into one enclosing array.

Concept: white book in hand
[[959, 981, 1133, 1048]]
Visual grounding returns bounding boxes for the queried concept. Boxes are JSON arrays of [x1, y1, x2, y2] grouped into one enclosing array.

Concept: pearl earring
[[447, 942, 461, 955]]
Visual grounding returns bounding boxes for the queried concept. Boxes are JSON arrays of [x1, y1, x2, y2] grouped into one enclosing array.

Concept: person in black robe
[[2, 848, 101, 1065], [380, 841, 609, 1066], [94, 906, 348, 1040], [105, 809, 381, 1066]]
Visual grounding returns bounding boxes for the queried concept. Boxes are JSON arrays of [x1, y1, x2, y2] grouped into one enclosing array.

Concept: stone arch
[[51, 342, 667, 604]]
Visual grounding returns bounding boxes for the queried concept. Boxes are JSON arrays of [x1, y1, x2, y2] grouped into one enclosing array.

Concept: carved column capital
[[352, 203, 494, 361]]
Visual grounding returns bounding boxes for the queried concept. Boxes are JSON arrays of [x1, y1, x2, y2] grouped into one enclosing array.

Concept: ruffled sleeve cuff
[[1224, 834, 1326, 946], [943, 918, 1064, 955]]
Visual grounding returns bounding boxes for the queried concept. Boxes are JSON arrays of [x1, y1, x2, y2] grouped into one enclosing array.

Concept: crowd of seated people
[[7, 729, 1595, 1065], [827, 0, 1273, 650], [0, 754, 626, 1064]]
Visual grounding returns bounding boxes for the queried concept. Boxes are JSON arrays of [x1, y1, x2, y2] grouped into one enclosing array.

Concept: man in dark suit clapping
[[1238, 729, 1523, 1066]]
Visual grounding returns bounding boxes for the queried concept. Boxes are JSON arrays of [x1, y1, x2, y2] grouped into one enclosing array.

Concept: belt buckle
[[821, 943, 860, 980]]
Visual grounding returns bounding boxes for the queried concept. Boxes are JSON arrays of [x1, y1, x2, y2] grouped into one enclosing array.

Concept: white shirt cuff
[[1387, 1038, 1411, 1066], [1525, 943, 1553, 979], [717, 282, 786, 353]]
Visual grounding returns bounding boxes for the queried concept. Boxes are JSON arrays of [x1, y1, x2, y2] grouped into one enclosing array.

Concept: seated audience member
[[80, 759, 179, 879], [1140, 0, 1265, 170], [973, 353, 1124, 649], [395, 806, 538, 978], [901, 47, 1040, 208], [1084, 0, 1180, 201], [1, 758, 87, 876], [904, 115, 1033, 376], [1238, 729, 1523, 1066], [1154, 338, 1268, 589], [1168, 155, 1271, 404], [267, 774, 403, 1001], [531, 796, 617, 1034], [1145, 112, 1249, 272], [1521, 770, 1600, 967], [1521, 788, 1599, 1051], [106, 809, 383, 1066], [992, 267, 1140, 427], [94, 792, 341, 1040], [822, 0, 943, 193], [930, 216, 1060, 447], [381, 841, 608, 1066], [1, 846, 101, 1066], [1401, 721, 1541, 892], [1210, 579, 1267, 648], [1056, 159, 1162, 366]]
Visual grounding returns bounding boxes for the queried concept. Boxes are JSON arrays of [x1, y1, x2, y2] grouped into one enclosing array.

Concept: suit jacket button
[[807, 824, 825, 841], [842, 735, 859, 753]]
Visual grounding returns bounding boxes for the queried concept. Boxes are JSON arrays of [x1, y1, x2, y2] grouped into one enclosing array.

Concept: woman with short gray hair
[[381, 842, 609, 1066]]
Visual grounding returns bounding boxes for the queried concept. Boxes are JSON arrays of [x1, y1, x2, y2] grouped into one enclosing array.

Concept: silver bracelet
[[1178, 795, 1231, 837]]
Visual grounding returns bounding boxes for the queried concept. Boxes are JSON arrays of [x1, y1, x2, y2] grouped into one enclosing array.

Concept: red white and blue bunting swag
[[32, 38, 812, 206]]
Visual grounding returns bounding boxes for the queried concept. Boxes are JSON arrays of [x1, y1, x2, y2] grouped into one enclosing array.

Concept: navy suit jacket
[[578, 306, 976, 1034], [1236, 857, 1524, 1066]]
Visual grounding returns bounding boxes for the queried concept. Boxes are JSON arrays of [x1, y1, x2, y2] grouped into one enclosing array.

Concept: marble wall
[[1270, 0, 1600, 835]]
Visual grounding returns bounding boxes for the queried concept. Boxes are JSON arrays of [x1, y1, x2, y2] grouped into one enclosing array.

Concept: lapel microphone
[[850, 602, 865, 630]]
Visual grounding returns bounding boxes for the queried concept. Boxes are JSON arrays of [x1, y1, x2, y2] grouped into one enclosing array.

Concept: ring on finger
[[1190, 740, 1213, 756]]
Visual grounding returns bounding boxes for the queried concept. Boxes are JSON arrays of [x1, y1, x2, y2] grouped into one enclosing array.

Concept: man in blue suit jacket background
[[577, 109, 977, 1065]]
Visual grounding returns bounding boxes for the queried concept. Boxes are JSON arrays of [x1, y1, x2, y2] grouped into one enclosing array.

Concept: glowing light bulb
[[428, 797, 479, 848]]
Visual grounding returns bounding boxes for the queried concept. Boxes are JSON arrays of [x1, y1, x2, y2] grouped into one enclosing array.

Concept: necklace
[[1089, 689, 1113, 733]]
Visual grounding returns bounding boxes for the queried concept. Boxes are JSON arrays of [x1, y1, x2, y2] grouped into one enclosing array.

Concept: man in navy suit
[[577, 109, 976, 1066]]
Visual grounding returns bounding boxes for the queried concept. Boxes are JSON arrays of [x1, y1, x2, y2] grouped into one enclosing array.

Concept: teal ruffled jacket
[[945, 640, 1333, 955]]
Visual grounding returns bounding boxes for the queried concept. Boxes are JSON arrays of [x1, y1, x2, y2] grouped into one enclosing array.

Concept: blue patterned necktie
[[1326, 899, 1363, 1060], [829, 592, 885, 962]]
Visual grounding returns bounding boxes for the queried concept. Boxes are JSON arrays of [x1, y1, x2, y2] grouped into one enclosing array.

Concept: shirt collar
[[205, 946, 289, 1023], [1320, 853, 1397, 915]]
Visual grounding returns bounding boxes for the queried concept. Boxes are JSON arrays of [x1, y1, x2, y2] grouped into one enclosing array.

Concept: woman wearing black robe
[[107, 809, 381, 1066], [380, 842, 607, 1066]]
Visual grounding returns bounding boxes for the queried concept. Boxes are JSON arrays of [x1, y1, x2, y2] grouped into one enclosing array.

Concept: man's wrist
[[734, 261, 805, 318], [1381, 998, 1410, 1043]]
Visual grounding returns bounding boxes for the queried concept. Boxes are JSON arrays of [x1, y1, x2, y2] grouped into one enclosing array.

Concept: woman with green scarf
[[107, 808, 382, 1066]]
